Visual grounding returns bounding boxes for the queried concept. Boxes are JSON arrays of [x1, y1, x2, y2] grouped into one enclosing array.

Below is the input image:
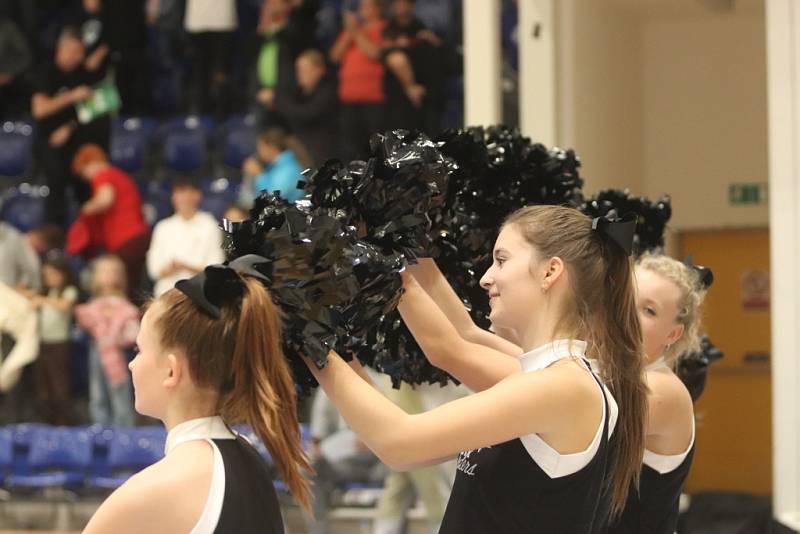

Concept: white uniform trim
[[165, 416, 236, 534], [518, 340, 619, 479]]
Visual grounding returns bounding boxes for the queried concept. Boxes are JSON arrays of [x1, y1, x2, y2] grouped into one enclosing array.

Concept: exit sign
[[729, 183, 768, 205]]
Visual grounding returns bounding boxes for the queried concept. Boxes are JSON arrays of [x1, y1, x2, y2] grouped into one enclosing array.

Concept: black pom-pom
[[675, 335, 724, 402]]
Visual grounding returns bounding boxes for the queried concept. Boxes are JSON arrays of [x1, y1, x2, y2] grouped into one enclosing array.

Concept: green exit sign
[[729, 183, 768, 205]]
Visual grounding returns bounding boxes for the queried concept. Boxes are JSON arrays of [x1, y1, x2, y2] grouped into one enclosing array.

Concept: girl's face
[[480, 225, 546, 334], [129, 304, 170, 419], [94, 262, 123, 293], [42, 265, 66, 290], [634, 266, 685, 363]]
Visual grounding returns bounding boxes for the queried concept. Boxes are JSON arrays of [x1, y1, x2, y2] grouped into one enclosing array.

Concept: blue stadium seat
[[220, 115, 256, 170], [199, 177, 239, 220], [7, 427, 92, 489], [110, 117, 157, 173], [0, 183, 48, 232], [159, 115, 214, 173], [89, 427, 165, 490], [0, 121, 34, 179], [0, 428, 13, 484]]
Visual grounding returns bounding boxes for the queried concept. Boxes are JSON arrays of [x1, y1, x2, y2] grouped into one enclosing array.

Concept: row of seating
[[0, 114, 258, 182], [0, 175, 242, 232], [0, 423, 306, 495]]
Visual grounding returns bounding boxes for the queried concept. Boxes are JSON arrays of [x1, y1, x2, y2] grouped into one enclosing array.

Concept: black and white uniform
[[439, 340, 619, 534], [165, 416, 284, 534], [608, 359, 695, 534]]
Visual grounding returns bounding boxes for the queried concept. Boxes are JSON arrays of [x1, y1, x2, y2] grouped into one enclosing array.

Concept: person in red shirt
[[69, 144, 150, 300], [330, 0, 387, 161]]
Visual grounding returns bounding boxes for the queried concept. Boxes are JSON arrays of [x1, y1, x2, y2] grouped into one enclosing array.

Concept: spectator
[[275, 48, 339, 166], [146, 176, 225, 297], [0, 16, 33, 119], [382, 0, 447, 134], [306, 389, 384, 534], [223, 203, 249, 223], [183, 0, 238, 115], [0, 222, 41, 290], [26, 224, 66, 258], [251, 0, 320, 128], [68, 143, 150, 301], [78, 0, 150, 115], [330, 0, 387, 161], [31, 26, 110, 226], [74, 255, 138, 427], [243, 129, 307, 203], [30, 254, 78, 425]]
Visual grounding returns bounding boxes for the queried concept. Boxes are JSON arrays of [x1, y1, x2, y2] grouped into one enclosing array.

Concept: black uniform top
[[212, 437, 283, 534], [165, 416, 283, 534], [607, 441, 694, 534], [439, 340, 614, 534]]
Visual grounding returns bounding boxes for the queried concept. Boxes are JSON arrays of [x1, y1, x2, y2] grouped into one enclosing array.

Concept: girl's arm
[[308, 351, 593, 471], [398, 271, 521, 392], [406, 258, 522, 356]]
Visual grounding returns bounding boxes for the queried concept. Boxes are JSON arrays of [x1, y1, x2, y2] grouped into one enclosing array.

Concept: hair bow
[[174, 254, 271, 318], [591, 213, 637, 256], [683, 255, 714, 290]]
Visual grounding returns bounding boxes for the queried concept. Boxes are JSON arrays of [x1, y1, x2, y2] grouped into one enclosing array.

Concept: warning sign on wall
[[741, 270, 770, 312]]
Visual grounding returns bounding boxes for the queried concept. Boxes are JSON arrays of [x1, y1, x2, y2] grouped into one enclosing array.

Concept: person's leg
[[50, 341, 73, 425], [307, 456, 336, 534], [373, 471, 415, 534], [34, 343, 55, 423], [109, 378, 135, 427], [409, 467, 449, 533], [88, 343, 112, 425]]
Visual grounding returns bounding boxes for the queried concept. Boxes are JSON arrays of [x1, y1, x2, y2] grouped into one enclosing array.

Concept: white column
[[767, 0, 800, 528], [463, 0, 502, 126], [518, 0, 556, 146]]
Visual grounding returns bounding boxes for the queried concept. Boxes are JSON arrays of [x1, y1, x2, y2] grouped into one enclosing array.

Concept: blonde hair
[[89, 255, 127, 296], [636, 253, 707, 362]]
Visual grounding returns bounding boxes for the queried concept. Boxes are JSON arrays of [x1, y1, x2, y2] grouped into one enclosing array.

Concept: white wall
[[641, 7, 768, 230]]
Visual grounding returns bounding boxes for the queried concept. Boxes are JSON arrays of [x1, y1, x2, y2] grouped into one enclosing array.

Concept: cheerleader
[[606, 254, 708, 533], [84, 255, 311, 534], [402, 252, 707, 533], [306, 205, 648, 533]]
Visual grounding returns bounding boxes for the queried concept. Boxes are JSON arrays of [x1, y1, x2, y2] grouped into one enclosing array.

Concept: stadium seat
[[0, 183, 48, 232], [110, 116, 157, 173], [0, 121, 34, 179], [6, 427, 92, 489], [88, 427, 165, 490], [0, 428, 12, 484], [219, 115, 256, 170], [158, 115, 214, 173], [200, 177, 239, 220]]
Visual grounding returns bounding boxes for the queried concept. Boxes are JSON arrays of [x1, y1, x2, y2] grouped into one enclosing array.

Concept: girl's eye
[[644, 307, 656, 317], [495, 258, 506, 266]]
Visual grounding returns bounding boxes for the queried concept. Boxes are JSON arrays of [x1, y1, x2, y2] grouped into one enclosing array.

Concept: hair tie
[[591, 213, 637, 256], [175, 254, 271, 319]]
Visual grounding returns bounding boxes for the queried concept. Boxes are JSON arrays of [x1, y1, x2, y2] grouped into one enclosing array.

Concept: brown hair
[[298, 48, 327, 69], [153, 278, 312, 510], [72, 143, 107, 176], [258, 128, 313, 169], [504, 205, 647, 520], [636, 253, 707, 362]]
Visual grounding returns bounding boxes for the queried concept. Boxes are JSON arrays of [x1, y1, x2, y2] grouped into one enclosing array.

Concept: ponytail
[[595, 245, 647, 519], [221, 278, 313, 510]]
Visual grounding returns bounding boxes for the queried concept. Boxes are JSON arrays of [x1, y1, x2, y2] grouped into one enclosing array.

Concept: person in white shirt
[[146, 176, 225, 297]]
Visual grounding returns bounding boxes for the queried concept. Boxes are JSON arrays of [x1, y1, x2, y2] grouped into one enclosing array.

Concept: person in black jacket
[[275, 49, 338, 166]]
